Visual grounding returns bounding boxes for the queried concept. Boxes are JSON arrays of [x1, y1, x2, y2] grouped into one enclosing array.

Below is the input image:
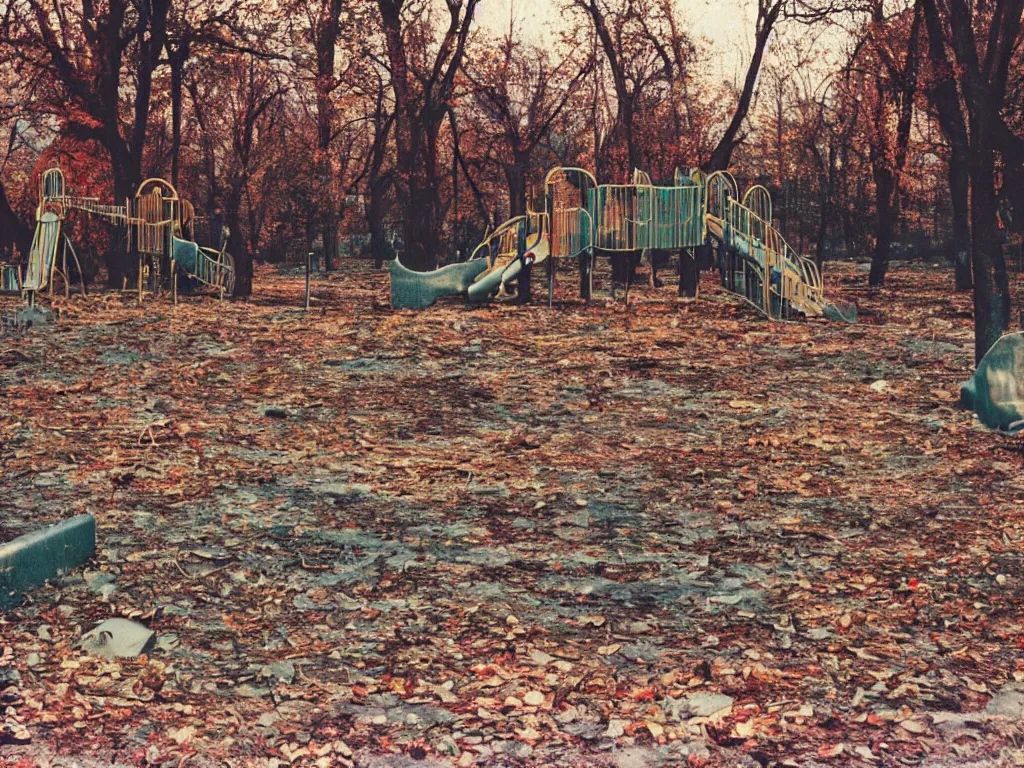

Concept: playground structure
[[0, 167, 235, 306], [390, 165, 834, 321], [0, 170, 86, 306]]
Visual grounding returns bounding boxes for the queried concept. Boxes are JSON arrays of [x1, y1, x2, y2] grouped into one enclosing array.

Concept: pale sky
[[474, 0, 851, 87], [475, 0, 761, 84]]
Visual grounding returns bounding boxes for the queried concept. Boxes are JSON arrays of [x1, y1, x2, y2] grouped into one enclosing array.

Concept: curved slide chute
[[171, 235, 236, 298], [391, 213, 547, 310]]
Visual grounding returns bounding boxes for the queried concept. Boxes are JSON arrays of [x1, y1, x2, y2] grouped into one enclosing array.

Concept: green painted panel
[[1, 514, 96, 610], [172, 236, 200, 274], [961, 332, 1024, 433]]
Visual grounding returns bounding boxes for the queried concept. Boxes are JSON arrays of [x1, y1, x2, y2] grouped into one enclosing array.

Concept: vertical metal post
[[547, 255, 554, 307], [62, 238, 68, 297], [304, 251, 312, 310]]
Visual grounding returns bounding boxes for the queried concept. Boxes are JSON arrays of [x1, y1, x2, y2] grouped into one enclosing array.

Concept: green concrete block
[[960, 332, 1024, 433], [0, 514, 96, 610]]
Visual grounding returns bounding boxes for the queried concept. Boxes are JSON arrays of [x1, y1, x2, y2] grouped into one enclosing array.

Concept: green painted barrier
[[1, 514, 96, 610], [960, 332, 1024, 433]]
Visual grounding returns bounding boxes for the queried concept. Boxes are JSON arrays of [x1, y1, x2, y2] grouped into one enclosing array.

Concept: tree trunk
[[969, 123, 1010, 362], [169, 42, 189, 190], [516, 261, 533, 304], [107, 152, 141, 288], [0, 180, 32, 260], [367, 102, 393, 268], [869, 166, 896, 286], [322, 223, 336, 272], [317, 108, 336, 272], [623, 98, 640, 174], [678, 248, 698, 297], [578, 251, 592, 299], [369, 180, 388, 268], [815, 179, 830, 270], [949, 145, 972, 289], [314, 0, 344, 272], [227, 187, 251, 298], [921, 0, 972, 289], [507, 156, 534, 303], [398, 118, 445, 271], [707, 4, 780, 171], [506, 161, 527, 218]]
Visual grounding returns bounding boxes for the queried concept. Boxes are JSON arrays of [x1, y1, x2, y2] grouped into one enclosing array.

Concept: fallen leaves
[[1, 263, 1023, 766], [522, 691, 545, 707], [167, 725, 196, 745]]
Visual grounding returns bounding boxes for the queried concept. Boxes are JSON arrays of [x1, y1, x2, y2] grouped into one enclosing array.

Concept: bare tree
[[920, 0, 971, 289], [570, 0, 665, 177], [920, 0, 1023, 361], [374, 0, 480, 272], [190, 54, 286, 297], [862, 0, 923, 287], [465, 30, 592, 217], [2, 0, 172, 284]]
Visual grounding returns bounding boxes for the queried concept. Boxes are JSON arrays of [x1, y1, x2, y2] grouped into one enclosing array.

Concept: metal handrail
[[725, 196, 824, 316]]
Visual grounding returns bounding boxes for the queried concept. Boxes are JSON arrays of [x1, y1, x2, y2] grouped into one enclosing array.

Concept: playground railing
[[469, 211, 548, 265], [547, 167, 597, 259], [646, 186, 704, 250], [197, 246, 235, 294], [551, 203, 592, 258], [725, 197, 824, 317], [132, 218, 172, 256], [592, 184, 650, 251], [470, 215, 527, 264], [527, 211, 548, 250], [0, 263, 20, 292], [705, 171, 739, 222]]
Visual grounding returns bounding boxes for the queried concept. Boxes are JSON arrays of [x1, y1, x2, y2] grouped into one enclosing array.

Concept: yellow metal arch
[[704, 170, 738, 222], [742, 184, 773, 225]]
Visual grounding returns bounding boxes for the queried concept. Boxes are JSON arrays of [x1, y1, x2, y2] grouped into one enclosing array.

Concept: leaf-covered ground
[[2, 261, 1024, 768]]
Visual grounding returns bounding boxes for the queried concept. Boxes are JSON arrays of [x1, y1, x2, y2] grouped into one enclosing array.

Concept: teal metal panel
[[1, 514, 96, 610], [172, 236, 200, 274], [645, 186, 704, 250]]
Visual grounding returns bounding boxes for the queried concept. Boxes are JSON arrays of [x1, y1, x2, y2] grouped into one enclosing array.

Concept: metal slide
[[21, 212, 62, 300], [390, 213, 546, 309], [171, 235, 236, 296]]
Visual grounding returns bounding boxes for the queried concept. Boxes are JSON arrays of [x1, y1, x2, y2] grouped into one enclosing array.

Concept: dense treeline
[[0, 0, 1021, 357]]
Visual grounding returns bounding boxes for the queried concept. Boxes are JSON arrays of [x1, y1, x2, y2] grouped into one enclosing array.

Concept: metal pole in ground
[[305, 251, 312, 310]]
